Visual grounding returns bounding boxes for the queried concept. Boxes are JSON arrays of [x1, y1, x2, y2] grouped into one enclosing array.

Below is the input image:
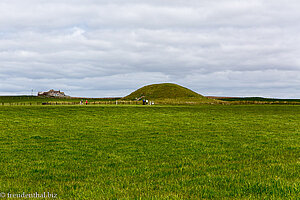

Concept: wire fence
[[0, 101, 145, 106], [2, 100, 300, 106]]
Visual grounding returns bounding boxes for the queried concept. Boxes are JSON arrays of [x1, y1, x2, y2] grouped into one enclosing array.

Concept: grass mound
[[123, 83, 216, 104]]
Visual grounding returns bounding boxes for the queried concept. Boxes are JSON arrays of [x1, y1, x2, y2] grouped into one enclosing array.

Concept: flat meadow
[[0, 105, 299, 199]]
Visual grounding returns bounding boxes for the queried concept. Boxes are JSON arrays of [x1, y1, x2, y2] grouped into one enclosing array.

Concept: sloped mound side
[[123, 83, 206, 100]]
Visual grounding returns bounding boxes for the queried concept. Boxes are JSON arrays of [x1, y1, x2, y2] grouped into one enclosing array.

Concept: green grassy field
[[0, 96, 120, 104], [213, 97, 300, 104], [0, 105, 299, 199]]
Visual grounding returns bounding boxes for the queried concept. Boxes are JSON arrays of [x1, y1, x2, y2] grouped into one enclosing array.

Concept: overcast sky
[[1, 0, 300, 98]]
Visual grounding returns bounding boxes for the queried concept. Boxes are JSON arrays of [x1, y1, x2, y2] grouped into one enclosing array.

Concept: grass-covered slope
[[123, 83, 202, 99], [123, 83, 216, 104]]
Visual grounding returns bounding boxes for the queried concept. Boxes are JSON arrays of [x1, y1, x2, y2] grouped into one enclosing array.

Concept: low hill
[[122, 83, 217, 104]]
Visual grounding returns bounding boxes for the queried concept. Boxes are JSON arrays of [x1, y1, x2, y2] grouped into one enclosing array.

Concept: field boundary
[[0, 100, 144, 106]]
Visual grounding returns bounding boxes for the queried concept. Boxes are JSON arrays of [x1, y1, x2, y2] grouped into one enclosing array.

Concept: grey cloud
[[1, 0, 300, 97]]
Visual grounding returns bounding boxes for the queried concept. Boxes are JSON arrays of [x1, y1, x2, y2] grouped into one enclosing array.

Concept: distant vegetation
[[0, 96, 120, 105], [208, 97, 300, 104], [218, 97, 300, 102], [1, 84, 300, 105]]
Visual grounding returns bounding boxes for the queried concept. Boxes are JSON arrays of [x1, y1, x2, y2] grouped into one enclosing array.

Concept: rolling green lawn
[[0, 105, 299, 199]]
